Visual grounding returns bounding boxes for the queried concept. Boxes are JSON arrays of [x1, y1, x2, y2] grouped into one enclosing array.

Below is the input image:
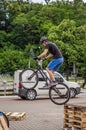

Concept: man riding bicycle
[[35, 36, 64, 87]]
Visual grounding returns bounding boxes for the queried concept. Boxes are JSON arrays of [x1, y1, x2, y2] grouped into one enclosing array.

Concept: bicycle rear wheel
[[49, 83, 70, 105], [19, 68, 38, 89]]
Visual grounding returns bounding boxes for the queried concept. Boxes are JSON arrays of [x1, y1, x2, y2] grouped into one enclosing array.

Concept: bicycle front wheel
[[49, 83, 70, 105], [19, 68, 38, 89]]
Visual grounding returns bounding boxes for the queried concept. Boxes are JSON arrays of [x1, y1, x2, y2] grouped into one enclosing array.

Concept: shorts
[[47, 57, 64, 71]]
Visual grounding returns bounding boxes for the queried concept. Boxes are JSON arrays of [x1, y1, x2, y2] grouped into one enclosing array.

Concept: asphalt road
[[0, 89, 86, 130]]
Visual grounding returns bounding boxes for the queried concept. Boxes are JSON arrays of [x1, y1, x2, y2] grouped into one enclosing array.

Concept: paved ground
[[0, 89, 86, 130]]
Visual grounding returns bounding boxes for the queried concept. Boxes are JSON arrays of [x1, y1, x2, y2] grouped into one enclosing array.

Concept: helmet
[[40, 36, 47, 44]]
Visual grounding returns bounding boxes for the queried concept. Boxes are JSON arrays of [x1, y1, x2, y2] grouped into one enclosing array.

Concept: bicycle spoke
[[20, 68, 38, 89]]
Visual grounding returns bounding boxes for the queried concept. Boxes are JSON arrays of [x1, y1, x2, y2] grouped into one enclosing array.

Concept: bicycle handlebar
[[33, 57, 46, 61], [33, 57, 46, 67]]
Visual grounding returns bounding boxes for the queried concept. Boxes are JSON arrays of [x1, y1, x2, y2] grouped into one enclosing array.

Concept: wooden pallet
[[4, 112, 26, 121], [63, 103, 86, 130]]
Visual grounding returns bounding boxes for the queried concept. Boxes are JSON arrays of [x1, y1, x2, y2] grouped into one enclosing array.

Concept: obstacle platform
[[63, 103, 86, 130]]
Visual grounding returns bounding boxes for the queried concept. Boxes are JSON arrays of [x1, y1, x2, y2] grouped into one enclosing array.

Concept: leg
[[46, 67, 57, 87], [46, 58, 64, 86], [46, 67, 55, 81], [47, 58, 63, 80]]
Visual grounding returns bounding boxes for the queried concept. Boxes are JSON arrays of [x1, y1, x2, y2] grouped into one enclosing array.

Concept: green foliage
[[0, 31, 7, 47], [0, 48, 28, 74], [48, 19, 86, 75], [0, 0, 86, 76]]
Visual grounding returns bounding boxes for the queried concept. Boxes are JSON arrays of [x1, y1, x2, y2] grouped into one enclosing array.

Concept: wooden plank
[[6, 112, 12, 117], [0, 122, 3, 130], [0, 112, 9, 130], [64, 103, 86, 112]]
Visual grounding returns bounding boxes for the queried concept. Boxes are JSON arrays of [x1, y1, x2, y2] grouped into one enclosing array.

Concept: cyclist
[[35, 36, 64, 87]]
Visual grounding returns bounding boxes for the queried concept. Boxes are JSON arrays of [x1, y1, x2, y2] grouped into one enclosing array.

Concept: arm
[[37, 49, 48, 59], [45, 53, 53, 59]]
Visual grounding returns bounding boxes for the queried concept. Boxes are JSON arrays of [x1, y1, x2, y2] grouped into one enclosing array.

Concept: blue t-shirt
[[46, 42, 63, 58]]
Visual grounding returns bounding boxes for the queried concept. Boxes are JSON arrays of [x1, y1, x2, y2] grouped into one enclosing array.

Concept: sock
[[52, 80, 56, 82]]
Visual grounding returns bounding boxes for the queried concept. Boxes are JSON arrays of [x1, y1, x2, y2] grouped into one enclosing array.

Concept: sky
[[31, 0, 86, 3]]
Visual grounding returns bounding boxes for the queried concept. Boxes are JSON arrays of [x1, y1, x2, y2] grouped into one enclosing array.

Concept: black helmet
[[40, 36, 47, 44]]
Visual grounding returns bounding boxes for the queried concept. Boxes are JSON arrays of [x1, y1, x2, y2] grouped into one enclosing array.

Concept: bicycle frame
[[28, 59, 51, 84], [34, 59, 51, 84]]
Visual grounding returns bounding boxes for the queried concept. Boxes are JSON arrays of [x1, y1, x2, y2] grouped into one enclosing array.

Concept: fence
[[0, 74, 13, 96]]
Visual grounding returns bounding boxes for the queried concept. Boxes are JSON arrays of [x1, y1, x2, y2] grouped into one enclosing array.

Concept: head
[[40, 36, 48, 46]]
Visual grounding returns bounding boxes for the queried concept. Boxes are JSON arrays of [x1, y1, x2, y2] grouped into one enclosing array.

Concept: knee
[[46, 68, 53, 73], [46, 67, 50, 72], [46, 67, 48, 71]]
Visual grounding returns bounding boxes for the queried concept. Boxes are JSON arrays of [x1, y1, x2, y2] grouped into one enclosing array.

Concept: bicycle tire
[[19, 68, 39, 89], [0, 112, 9, 127], [49, 83, 70, 105]]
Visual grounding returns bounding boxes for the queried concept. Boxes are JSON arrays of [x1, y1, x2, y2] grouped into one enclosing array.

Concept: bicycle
[[19, 58, 70, 105]]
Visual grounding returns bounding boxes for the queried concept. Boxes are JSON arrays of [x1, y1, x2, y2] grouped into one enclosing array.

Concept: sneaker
[[48, 81, 57, 87], [43, 85, 49, 88], [43, 83, 49, 88]]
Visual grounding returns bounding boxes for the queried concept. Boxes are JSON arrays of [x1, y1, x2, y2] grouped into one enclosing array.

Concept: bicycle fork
[[52, 86, 62, 96]]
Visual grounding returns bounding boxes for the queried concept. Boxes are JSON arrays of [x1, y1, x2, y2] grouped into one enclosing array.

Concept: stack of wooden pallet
[[64, 103, 86, 130]]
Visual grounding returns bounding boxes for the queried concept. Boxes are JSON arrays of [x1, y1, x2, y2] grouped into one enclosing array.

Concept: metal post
[[3, 80, 7, 96], [28, 61, 30, 68]]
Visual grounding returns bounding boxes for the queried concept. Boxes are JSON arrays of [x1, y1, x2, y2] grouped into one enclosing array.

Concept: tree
[[0, 48, 27, 74], [47, 19, 86, 77], [0, 0, 86, 76], [45, 0, 50, 5], [10, 13, 29, 48]]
